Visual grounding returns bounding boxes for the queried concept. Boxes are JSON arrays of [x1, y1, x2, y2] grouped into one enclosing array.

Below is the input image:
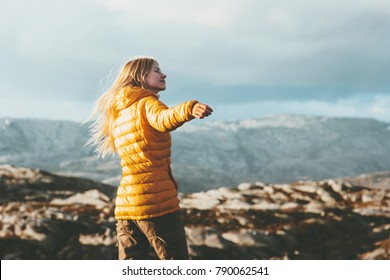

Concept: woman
[[86, 56, 213, 259]]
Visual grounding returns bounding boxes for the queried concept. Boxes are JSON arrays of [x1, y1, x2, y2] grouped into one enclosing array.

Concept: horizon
[[1, 113, 389, 126]]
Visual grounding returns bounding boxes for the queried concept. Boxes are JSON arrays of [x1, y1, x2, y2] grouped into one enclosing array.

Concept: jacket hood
[[114, 86, 157, 110]]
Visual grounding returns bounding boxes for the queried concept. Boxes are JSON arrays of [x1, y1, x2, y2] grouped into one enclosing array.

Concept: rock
[[361, 193, 375, 203], [237, 182, 253, 191], [222, 231, 257, 247], [323, 180, 343, 193], [237, 182, 265, 191], [252, 200, 280, 210], [305, 201, 325, 215], [263, 186, 274, 194], [280, 202, 299, 210], [185, 227, 205, 246], [234, 216, 249, 226], [1, 165, 390, 260], [294, 185, 318, 193], [50, 189, 110, 209], [218, 199, 251, 210], [359, 238, 390, 259], [316, 188, 337, 205], [186, 226, 227, 250], [204, 231, 225, 249], [79, 228, 116, 246], [180, 192, 220, 210]]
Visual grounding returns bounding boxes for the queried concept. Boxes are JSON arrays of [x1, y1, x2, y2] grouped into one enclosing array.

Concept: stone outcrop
[[182, 181, 390, 259], [0, 165, 117, 260], [1, 165, 389, 259]]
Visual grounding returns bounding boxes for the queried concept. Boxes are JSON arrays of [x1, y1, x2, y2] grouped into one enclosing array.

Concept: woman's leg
[[116, 220, 151, 260], [135, 212, 189, 260]]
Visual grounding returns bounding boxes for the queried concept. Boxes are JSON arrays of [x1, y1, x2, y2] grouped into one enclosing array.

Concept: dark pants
[[116, 211, 189, 260]]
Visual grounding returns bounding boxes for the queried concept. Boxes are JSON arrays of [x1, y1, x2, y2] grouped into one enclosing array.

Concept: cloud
[[1, 0, 390, 121], [92, 0, 390, 93], [0, 0, 120, 101], [2, 92, 389, 124], [210, 94, 390, 123], [0, 96, 92, 122]]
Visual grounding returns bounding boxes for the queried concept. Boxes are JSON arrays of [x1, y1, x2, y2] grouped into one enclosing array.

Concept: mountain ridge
[[1, 115, 390, 192]]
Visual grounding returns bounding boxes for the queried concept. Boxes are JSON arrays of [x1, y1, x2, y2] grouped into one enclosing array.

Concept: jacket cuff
[[187, 100, 199, 120]]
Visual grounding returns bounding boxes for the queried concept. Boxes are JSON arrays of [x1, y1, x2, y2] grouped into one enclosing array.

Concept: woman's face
[[145, 61, 167, 94]]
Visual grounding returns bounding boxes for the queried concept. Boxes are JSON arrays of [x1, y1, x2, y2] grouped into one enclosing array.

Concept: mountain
[[1, 165, 389, 260], [1, 115, 390, 192], [0, 118, 120, 184], [172, 115, 390, 191]]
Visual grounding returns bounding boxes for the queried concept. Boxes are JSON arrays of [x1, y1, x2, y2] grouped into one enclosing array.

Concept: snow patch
[[181, 115, 326, 132], [0, 118, 11, 130], [236, 115, 325, 130]]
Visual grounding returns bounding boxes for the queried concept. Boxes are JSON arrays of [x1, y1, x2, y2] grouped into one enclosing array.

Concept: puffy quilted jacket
[[112, 86, 197, 220]]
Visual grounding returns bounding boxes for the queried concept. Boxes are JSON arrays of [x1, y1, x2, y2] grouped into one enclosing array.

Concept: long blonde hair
[[84, 56, 156, 158]]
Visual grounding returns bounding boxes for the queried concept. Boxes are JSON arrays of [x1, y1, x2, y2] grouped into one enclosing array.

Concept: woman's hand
[[192, 102, 213, 119]]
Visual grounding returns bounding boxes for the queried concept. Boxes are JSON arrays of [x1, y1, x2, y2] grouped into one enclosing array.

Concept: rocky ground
[[0, 165, 389, 260]]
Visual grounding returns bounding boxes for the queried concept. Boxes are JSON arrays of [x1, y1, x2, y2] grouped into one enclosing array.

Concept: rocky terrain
[[1, 164, 389, 260]]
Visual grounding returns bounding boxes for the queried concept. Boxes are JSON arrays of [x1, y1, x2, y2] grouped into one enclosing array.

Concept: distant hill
[[1, 115, 390, 192]]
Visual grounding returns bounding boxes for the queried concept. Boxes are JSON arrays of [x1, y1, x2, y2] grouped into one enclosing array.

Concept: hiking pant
[[116, 211, 189, 260]]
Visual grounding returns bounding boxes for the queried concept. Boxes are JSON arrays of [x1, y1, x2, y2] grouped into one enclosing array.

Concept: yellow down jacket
[[112, 86, 197, 220]]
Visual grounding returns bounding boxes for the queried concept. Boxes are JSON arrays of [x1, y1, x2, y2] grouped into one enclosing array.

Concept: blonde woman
[[86, 56, 213, 259]]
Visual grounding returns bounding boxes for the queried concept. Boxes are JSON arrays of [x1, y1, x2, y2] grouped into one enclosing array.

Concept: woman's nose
[[161, 73, 167, 78]]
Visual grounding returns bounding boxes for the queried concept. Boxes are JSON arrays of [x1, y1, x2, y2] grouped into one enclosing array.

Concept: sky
[[1, 0, 390, 123]]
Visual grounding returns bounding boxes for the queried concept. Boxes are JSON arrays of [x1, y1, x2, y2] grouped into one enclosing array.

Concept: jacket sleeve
[[143, 97, 198, 133]]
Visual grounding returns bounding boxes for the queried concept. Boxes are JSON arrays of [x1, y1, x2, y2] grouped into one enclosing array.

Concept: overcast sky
[[1, 0, 390, 123]]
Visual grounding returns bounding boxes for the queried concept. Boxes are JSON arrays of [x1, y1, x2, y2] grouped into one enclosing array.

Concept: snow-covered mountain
[[0, 118, 120, 184], [1, 115, 390, 192]]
